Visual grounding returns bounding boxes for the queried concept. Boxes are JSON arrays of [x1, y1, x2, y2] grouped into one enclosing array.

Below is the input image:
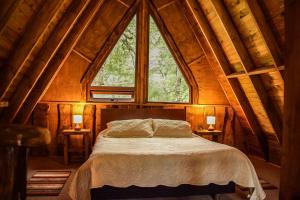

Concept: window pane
[[91, 16, 137, 87], [148, 17, 190, 103], [91, 93, 134, 102], [92, 94, 133, 99]]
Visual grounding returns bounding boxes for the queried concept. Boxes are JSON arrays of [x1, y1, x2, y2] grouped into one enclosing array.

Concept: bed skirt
[[90, 182, 235, 199]]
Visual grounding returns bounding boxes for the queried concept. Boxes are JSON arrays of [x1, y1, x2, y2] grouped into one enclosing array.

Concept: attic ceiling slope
[[0, 0, 284, 163], [0, 0, 69, 101], [207, 0, 282, 142], [0, 0, 91, 123], [13, 0, 105, 123], [0, 0, 23, 37], [182, 0, 270, 160]]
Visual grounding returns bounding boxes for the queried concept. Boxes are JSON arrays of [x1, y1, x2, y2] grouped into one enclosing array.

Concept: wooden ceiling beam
[[0, 0, 91, 123], [209, 0, 254, 72], [13, 0, 105, 123], [209, 0, 282, 142], [0, 0, 22, 37], [0, 0, 66, 100], [149, 0, 199, 104], [81, 0, 141, 85], [246, 0, 283, 70], [182, 0, 269, 159], [227, 66, 285, 78]]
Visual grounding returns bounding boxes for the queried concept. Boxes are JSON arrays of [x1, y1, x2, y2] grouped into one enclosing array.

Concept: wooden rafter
[[0, 0, 22, 37], [182, 0, 269, 159], [0, 0, 91, 123], [81, 0, 140, 85], [209, 0, 282, 142], [0, 0, 66, 100], [246, 0, 283, 70], [149, 0, 199, 104], [13, 0, 105, 123]]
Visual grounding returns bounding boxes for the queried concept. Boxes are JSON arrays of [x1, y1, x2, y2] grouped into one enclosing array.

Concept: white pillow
[[152, 119, 192, 137], [104, 119, 153, 138]]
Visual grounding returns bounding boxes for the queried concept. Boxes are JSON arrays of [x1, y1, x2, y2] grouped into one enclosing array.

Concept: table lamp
[[207, 116, 216, 131], [73, 115, 83, 130]]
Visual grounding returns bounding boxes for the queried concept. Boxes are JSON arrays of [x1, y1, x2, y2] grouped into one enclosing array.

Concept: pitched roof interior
[[0, 0, 284, 164]]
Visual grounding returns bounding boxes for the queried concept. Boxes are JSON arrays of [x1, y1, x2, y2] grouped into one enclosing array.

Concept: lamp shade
[[206, 116, 216, 125], [73, 115, 83, 124]]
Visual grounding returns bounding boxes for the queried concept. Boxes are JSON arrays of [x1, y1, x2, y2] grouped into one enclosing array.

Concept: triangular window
[[92, 16, 136, 87], [89, 7, 191, 103], [90, 15, 137, 102], [148, 17, 189, 103]]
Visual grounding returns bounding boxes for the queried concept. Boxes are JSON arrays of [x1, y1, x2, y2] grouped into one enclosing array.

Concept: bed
[[68, 108, 265, 200]]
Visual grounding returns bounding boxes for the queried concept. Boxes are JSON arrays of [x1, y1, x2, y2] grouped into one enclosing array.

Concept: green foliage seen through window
[[90, 15, 190, 103], [148, 16, 189, 103], [91, 16, 136, 87]]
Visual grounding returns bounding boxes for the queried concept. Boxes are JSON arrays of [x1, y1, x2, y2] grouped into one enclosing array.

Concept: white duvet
[[68, 134, 265, 200]]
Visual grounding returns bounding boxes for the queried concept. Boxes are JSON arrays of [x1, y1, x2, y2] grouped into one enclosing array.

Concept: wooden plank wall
[[0, 0, 285, 165], [36, 102, 246, 155]]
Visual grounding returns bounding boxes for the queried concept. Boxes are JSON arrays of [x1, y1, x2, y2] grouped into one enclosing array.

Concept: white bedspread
[[68, 134, 265, 200]]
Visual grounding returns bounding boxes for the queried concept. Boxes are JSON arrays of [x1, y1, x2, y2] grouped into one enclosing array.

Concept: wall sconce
[[73, 115, 83, 130], [207, 116, 216, 131]]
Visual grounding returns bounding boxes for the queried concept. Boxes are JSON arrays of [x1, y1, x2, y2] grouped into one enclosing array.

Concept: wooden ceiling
[[0, 0, 284, 162]]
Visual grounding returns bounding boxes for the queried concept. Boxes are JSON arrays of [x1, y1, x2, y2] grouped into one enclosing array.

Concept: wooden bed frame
[[91, 108, 236, 199]]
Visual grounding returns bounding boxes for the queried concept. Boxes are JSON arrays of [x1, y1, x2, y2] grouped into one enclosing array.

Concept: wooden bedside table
[[62, 129, 91, 165], [194, 130, 223, 142]]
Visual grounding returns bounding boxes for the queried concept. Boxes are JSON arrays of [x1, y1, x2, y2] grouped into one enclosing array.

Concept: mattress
[[68, 134, 265, 200]]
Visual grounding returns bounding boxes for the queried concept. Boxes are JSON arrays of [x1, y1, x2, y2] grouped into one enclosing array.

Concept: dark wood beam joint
[[157, 0, 177, 11], [72, 49, 92, 63]]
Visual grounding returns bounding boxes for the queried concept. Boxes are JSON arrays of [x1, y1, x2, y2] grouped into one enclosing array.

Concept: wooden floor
[[27, 155, 280, 200]]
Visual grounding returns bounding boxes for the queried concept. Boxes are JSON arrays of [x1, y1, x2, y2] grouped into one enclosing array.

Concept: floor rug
[[27, 170, 71, 196]]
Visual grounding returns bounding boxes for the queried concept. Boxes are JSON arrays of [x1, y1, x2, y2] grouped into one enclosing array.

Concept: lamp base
[[74, 124, 81, 131], [208, 124, 215, 131]]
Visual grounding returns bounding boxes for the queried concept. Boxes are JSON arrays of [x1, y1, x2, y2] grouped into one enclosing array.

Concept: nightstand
[[62, 129, 91, 165], [194, 130, 223, 142]]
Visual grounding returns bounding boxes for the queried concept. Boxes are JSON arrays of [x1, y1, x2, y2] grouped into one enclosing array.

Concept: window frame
[[86, 2, 196, 105], [89, 86, 135, 102], [87, 14, 138, 103], [145, 14, 192, 104]]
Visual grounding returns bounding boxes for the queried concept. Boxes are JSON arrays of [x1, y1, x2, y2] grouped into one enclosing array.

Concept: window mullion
[[136, 0, 149, 104]]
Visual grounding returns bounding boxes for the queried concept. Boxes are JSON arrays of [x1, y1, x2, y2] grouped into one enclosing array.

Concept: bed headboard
[[100, 108, 186, 131]]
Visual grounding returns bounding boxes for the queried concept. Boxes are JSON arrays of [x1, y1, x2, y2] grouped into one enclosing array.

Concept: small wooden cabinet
[[194, 130, 223, 143], [62, 129, 91, 165]]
